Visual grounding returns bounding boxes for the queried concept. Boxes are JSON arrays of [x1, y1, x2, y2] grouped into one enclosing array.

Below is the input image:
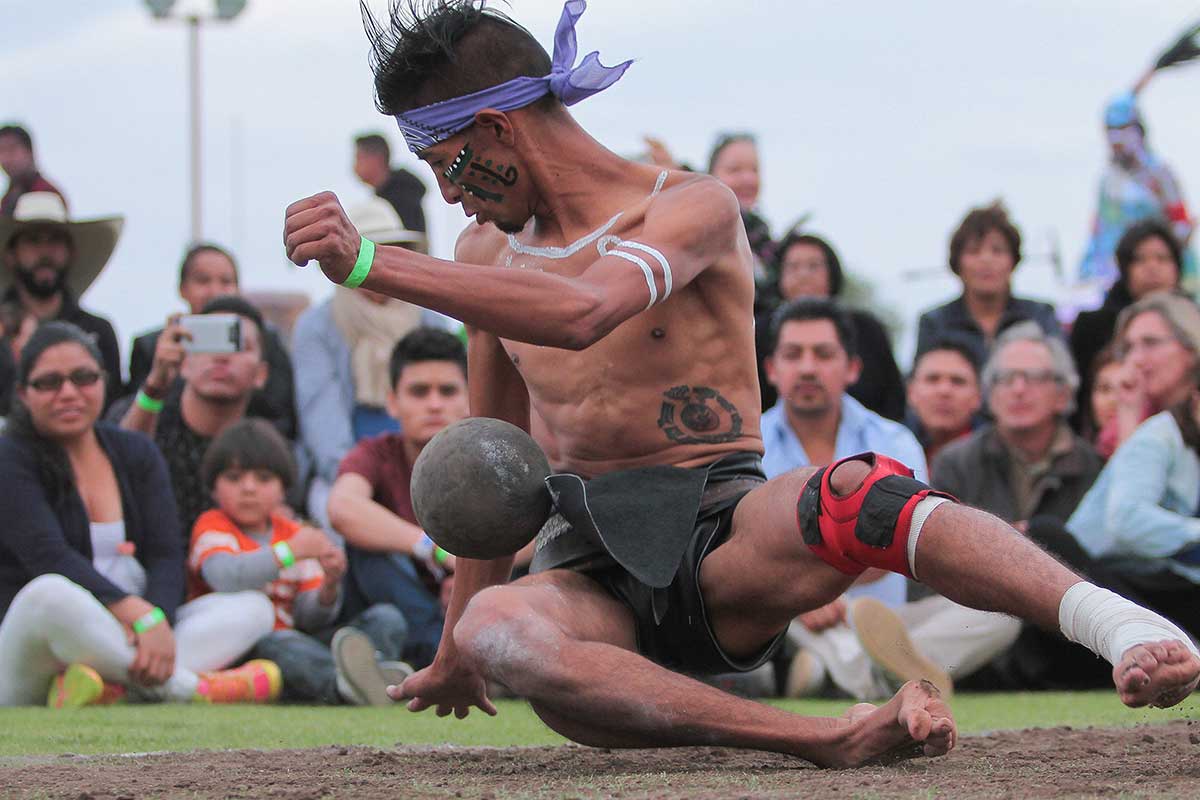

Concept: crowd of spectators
[[0, 117, 1197, 708]]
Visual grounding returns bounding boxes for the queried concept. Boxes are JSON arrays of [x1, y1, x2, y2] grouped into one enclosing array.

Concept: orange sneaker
[[47, 663, 104, 709], [194, 659, 282, 704]]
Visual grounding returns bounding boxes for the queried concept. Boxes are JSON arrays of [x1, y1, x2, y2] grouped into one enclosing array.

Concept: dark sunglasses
[[25, 368, 104, 393]]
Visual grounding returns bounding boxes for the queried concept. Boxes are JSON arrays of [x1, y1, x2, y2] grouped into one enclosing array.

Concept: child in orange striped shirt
[[188, 419, 412, 705]]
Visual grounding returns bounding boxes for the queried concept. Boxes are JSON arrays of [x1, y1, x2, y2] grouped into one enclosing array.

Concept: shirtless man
[[283, 0, 1199, 768]]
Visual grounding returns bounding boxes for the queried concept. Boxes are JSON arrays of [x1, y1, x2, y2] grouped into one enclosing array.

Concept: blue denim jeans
[[342, 546, 443, 669], [251, 603, 408, 704]]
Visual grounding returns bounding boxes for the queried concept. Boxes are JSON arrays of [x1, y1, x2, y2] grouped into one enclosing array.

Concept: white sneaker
[[850, 598, 953, 699], [332, 628, 403, 706]]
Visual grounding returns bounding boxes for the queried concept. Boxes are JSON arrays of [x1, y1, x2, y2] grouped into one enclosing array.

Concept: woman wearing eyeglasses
[[0, 322, 280, 706]]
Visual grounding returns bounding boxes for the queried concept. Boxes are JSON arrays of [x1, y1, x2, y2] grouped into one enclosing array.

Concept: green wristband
[[132, 606, 166, 635], [342, 237, 375, 289], [273, 540, 296, 568], [433, 546, 450, 565], [135, 389, 164, 414]]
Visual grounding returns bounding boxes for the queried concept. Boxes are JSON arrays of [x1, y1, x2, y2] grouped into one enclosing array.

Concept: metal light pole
[[144, 0, 248, 243]]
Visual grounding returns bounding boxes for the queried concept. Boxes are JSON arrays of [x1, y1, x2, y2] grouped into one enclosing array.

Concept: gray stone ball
[[411, 417, 552, 559]]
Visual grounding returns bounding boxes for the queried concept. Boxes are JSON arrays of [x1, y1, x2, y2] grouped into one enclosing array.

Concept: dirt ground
[[3, 721, 1200, 799]]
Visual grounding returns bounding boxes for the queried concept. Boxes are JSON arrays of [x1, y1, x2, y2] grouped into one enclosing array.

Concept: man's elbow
[[560, 293, 621, 350]]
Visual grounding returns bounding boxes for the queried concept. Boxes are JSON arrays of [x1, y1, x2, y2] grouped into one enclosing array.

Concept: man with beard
[[0, 192, 122, 405]]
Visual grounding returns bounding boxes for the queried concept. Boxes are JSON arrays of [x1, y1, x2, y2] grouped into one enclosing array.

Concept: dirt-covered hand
[[395, 655, 496, 720]]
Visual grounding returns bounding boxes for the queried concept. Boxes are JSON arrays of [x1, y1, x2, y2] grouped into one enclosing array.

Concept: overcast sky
[[3, 0, 1199, 372]]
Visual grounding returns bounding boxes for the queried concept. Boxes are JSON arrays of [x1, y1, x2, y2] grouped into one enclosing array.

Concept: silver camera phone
[[180, 314, 242, 354]]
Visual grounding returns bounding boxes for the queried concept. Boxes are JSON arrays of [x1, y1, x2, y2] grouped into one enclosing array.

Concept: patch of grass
[[0, 692, 1196, 758]]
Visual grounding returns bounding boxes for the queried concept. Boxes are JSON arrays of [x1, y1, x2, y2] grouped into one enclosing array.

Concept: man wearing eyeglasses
[[931, 321, 1101, 526]]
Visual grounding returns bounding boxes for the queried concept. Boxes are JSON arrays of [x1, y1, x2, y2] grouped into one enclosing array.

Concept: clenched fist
[[283, 192, 361, 284]]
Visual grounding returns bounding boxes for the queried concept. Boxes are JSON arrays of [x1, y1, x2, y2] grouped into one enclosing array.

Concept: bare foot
[[833, 680, 956, 768], [1114, 639, 1200, 708]]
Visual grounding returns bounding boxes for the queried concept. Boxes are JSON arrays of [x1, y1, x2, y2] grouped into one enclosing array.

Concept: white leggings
[[0, 574, 275, 705]]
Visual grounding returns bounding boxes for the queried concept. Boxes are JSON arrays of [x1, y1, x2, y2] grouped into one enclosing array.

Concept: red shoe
[[195, 659, 282, 704]]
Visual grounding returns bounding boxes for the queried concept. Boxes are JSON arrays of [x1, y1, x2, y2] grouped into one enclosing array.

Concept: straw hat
[[0, 191, 124, 299]]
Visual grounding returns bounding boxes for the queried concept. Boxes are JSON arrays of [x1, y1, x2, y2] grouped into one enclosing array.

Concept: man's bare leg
[[701, 462, 1200, 710], [451, 570, 954, 768]]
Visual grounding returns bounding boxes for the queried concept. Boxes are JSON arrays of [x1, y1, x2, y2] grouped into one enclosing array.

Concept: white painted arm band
[[600, 237, 674, 311]]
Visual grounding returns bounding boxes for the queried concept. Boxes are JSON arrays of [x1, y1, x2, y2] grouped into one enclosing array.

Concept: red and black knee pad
[[796, 452, 956, 578]]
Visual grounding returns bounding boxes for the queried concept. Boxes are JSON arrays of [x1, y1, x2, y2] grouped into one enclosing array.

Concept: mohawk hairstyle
[[361, 0, 553, 116]]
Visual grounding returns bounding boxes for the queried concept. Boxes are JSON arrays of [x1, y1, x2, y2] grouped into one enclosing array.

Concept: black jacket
[[376, 169, 427, 234], [0, 423, 184, 622]]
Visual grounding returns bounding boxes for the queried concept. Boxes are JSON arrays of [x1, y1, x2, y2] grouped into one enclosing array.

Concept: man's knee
[[452, 587, 563, 689], [799, 453, 955, 579], [828, 458, 871, 497]]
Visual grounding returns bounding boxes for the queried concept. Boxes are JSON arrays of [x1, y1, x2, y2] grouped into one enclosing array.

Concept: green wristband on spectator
[[342, 237, 376, 289], [273, 541, 296, 568], [132, 606, 166, 635], [433, 546, 450, 565], [135, 389, 165, 414]]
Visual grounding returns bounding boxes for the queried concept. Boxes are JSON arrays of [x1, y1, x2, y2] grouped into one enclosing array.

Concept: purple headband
[[395, 0, 632, 153]]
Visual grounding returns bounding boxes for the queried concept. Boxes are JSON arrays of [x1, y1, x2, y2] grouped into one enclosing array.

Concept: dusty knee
[[452, 587, 563, 685]]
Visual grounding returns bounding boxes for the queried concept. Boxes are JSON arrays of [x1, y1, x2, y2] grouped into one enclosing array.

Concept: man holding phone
[[112, 296, 269, 539], [126, 243, 297, 438]]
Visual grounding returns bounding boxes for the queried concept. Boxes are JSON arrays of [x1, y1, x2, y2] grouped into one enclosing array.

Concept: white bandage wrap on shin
[[906, 496, 950, 582], [1058, 581, 1199, 665]]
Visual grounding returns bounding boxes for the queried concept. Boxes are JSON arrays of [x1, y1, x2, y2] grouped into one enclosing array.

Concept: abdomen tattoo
[[658, 385, 744, 444]]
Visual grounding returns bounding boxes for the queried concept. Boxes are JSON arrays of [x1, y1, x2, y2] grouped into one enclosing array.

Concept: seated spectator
[[761, 297, 926, 612], [1064, 391, 1200, 639], [0, 192, 122, 403], [189, 419, 411, 705], [0, 124, 67, 216], [294, 199, 449, 531], [111, 295, 269, 538], [128, 243, 297, 438], [1071, 219, 1182, 431], [755, 231, 905, 420], [0, 322, 278, 706], [916, 202, 1060, 365], [328, 328, 469, 668], [1082, 345, 1122, 444], [1097, 291, 1200, 458], [932, 321, 1102, 525], [904, 338, 982, 465]]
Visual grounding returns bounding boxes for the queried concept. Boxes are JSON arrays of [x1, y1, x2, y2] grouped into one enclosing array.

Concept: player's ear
[[473, 110, 516, 147]]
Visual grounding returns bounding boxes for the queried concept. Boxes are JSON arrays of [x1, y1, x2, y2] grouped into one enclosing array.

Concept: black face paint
[[443, 141, 517, 204]]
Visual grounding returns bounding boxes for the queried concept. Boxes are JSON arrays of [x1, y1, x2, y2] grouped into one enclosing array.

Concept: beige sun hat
[[0, 191, 124, 299], [347, 197, 426, 251]]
